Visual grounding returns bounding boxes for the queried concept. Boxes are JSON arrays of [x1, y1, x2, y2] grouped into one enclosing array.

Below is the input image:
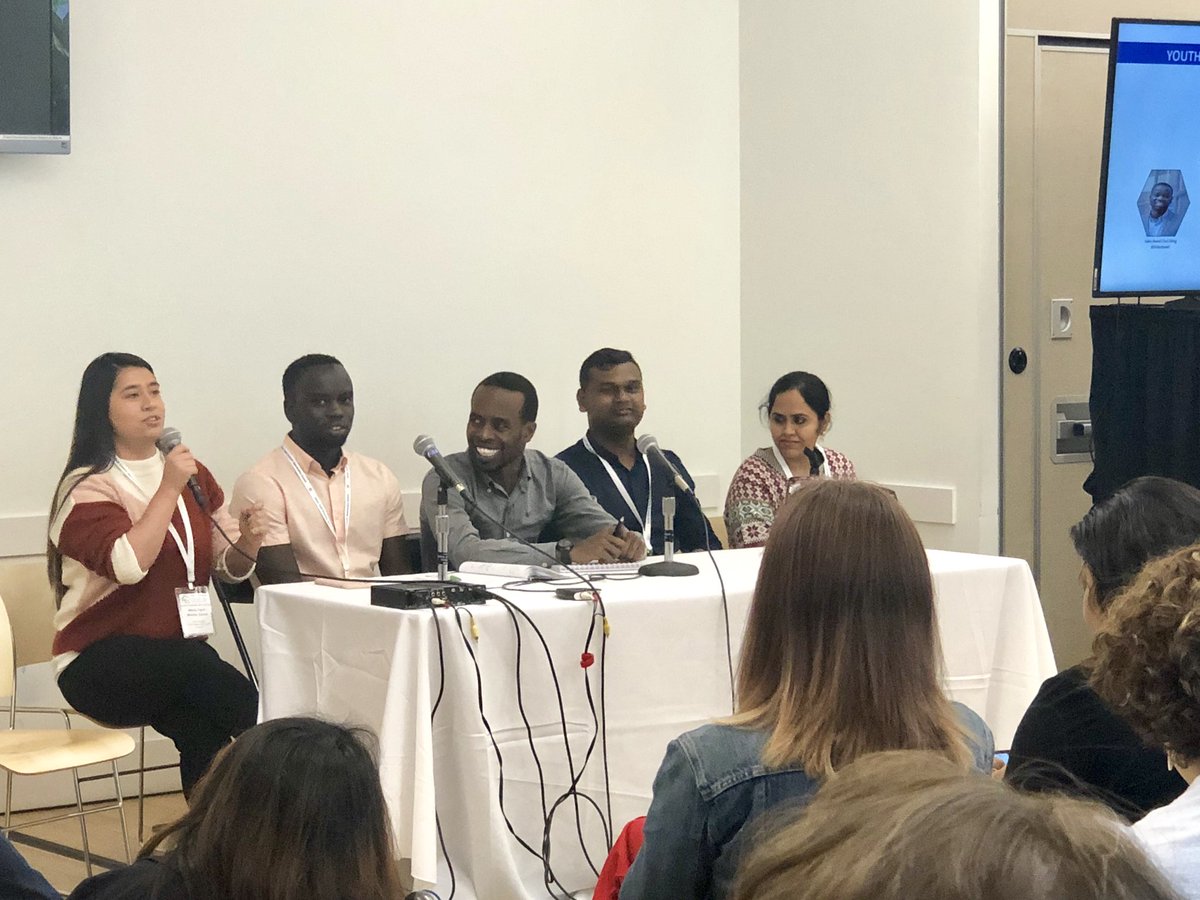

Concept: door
[[1002, 1, 1196, 666]]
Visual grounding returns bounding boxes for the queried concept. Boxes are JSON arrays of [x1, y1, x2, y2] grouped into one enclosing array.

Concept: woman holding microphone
[[48, 353, 266, 798]]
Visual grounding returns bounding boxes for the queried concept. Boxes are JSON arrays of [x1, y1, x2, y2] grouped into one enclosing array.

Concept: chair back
[[0, 590, 16, 703], [0, 559, 57, 669], [707, 514, 729, 549]]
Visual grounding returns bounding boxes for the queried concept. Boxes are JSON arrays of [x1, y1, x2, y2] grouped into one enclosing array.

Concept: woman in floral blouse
[[724, 371, 856, 548]]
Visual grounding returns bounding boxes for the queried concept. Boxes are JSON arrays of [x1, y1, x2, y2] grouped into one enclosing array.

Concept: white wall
[[2, 0, 1006, 561], [0, 2, 742, 555], [739, 0, 1002, 552]]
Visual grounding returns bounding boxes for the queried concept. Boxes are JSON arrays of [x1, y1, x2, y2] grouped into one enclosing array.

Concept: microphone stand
[[436, 483, 449, 581], [639, 496, 699, 577], [211, 577, 259, 691]]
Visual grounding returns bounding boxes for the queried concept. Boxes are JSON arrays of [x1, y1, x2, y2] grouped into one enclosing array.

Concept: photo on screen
[[1138, 170, 1189, 238], [1093, 19, 1200, 297]]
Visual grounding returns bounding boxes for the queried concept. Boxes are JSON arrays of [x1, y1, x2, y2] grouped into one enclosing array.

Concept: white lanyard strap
[[113, 458, 197, 587], [582, 435, 653, 547], [771, 442, 828, 481], [281, 446, 352, 570]]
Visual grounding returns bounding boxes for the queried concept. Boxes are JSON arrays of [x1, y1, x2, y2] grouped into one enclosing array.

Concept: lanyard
[[113, 457, 197, 588], [771, 442, 828, 481], [281, 445, 352, 572], [582, 435, 653, 547]]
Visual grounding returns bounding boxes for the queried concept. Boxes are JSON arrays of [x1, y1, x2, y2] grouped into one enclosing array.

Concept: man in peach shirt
[[230, 354, 410, 583]]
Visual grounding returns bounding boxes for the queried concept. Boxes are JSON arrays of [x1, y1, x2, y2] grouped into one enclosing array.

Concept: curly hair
[[1090, 545, 1200, 766]]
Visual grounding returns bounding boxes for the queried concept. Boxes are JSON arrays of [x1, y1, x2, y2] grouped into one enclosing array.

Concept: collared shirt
[[556, 433, 721, 556], [230, 434, 406, 580], [1146, 209, 1180, 237], [418, 449, 616, 569]]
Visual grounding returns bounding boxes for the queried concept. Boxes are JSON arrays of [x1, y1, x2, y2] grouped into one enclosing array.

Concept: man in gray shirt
[[419, 371, 646, 569]]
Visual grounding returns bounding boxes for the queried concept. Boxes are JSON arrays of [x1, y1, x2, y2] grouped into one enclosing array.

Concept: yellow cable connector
[[603, 617, 611, 637]]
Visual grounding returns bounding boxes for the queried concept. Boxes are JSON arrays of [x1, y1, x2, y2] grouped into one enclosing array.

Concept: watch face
[[556, 539, 573, 563]]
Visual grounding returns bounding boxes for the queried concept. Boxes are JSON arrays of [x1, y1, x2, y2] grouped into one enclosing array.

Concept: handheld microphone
[[413, 435, 470, 497], [156, 426, 207, 508], [636, 434, 692, 494]]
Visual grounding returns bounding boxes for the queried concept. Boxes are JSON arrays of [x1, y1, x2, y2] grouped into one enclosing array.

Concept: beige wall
[[739, 0, 1003, 552]]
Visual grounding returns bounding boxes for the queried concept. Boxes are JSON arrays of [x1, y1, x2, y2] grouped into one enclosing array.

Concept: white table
[[257, 547, 1054, 899]]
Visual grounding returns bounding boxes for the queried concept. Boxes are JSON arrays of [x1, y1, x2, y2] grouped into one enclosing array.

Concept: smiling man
[[230, 354, 410, 584], [419, 371, 644, 569], [557, 348, 720, 555], [1144, 181, 1183, 238]]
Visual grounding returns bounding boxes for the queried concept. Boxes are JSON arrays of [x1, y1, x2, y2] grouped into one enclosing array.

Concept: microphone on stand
[[156, 426, 207, 509], [635, 434, 699, 577], [413, 435, 470, 498], [413, 436, 469, 582], [636, 434, 692, 494]]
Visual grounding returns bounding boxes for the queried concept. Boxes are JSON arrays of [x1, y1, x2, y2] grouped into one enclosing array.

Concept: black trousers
[[58, 635, 258, 797]]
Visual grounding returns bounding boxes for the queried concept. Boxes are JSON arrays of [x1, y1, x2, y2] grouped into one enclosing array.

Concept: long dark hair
[[1071, 475, 1200, 611], [141, 717, 404, 900], [47, 352, 154, 600]]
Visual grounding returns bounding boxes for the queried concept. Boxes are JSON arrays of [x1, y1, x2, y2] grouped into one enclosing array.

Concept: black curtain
[[1085, 304, 1200, 503]]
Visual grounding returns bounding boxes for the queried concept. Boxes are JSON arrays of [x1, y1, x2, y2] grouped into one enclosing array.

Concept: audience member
[[618, 480, 991, 900], [231, 354, 410, 583], [419, 371, 644, 568], [732, 750, 1181, 900], [67, 717, 405, 899], [1006, 477, 1198, 819], [558, 348, 720, 555], [0, 832, 57, 900], [723, 371, 855, 548], [49, 353, 261, 798], [1092, 545, 1200, 898]]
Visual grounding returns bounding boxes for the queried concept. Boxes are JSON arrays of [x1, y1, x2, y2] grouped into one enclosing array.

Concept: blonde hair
[[733, 750, 1181, 900], [728, 480, 968, 774], [1091, 544, 1200, 766]]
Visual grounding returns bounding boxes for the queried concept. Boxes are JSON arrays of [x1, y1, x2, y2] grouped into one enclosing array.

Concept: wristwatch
[[555, 539, 574, 565]]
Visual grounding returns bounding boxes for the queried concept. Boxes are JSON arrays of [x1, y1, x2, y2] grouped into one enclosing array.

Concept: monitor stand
[[1164, 295, 1200, 310]]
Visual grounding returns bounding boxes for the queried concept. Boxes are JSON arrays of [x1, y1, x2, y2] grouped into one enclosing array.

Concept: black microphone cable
[[492, 595, 611, 873], [461, 594, 611, 896], [433, 481, 617, 888], [209, 477, 618, 886], [448, 604, 575, 900], [428, 601, 457, 900], [695, 498, 736, 713], [442, 490, 617, 845], [641, 448, 737, 712]]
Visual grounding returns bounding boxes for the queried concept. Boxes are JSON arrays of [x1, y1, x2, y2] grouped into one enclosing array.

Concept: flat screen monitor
[[1093, 18, 1200, 298], [0, 0, 69, 154]]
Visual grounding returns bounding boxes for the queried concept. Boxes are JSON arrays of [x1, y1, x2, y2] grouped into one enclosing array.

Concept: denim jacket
[[618, 702, 993, 900]]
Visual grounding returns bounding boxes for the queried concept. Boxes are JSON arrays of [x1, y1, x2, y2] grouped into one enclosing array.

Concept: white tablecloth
[[257, 547, 1054, 898]]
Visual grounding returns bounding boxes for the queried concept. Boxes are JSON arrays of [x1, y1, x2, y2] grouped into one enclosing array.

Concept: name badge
[[175, 586, 214, 638]]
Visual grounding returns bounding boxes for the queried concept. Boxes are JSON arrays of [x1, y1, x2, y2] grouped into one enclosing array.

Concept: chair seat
[[0, 729, 136, 775]]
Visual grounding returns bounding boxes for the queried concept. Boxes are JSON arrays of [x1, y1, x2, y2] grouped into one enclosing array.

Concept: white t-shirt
[[1134, 777, 1200, 897]]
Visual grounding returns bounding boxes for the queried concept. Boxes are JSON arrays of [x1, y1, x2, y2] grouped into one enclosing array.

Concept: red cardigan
[[51, 462, 226, 655]]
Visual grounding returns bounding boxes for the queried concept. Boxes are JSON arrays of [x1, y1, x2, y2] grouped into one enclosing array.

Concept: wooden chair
[[0, 587, 134, 876], [0, 559, 170, 847], [707, 513, 729, 549]]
